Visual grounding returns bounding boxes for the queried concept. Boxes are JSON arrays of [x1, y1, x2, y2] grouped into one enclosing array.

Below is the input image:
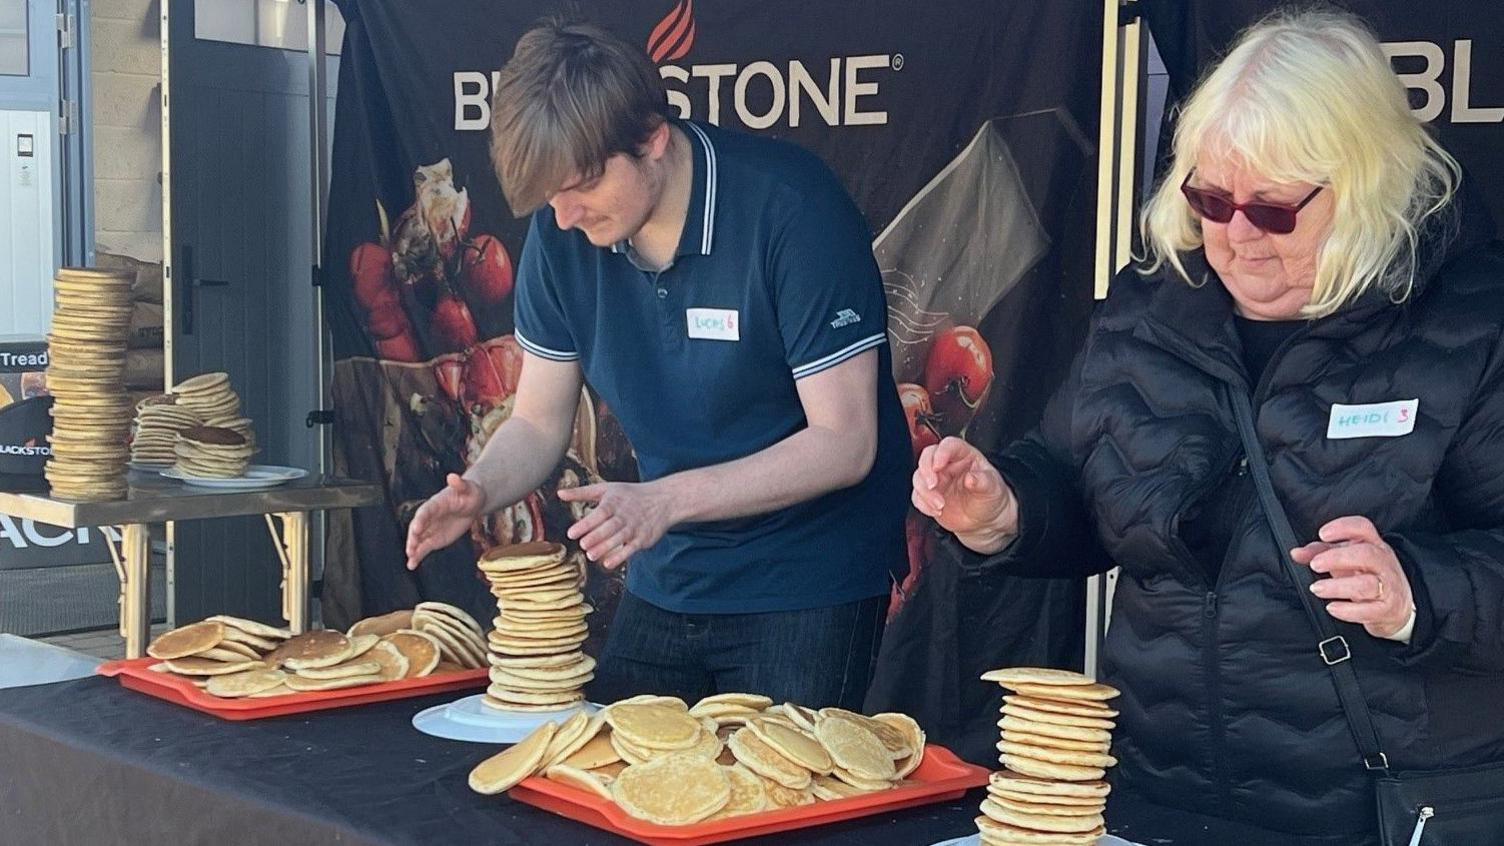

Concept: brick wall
[[90, 0, 161, 263]]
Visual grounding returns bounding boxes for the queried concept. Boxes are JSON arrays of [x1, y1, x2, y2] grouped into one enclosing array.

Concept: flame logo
[[647, 0, 696, 64]]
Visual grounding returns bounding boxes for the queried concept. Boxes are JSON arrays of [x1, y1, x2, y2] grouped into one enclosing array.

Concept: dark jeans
[[587, 591, 888, 711]]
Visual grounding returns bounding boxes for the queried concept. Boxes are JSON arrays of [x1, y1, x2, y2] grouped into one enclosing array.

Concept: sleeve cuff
[[1378, 607, 1418, 645], [954, 451, 1050, 578], [515, 329, 579, 362], [790, 333, 886, 380]]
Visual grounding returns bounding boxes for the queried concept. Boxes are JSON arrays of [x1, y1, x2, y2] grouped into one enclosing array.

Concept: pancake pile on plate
[[468, 695, 928, 825], [43, 268, 136, 501], [130, 394, 202, 468], [477, 542, 595, 713], [172, 425, 256, 479], [145, 606, 485, 698], [975, 667, 1120, 846], [170, 372, 241, 421]]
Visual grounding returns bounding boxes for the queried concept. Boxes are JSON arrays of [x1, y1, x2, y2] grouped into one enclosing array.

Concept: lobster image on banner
[[332, 153, 631, 652]]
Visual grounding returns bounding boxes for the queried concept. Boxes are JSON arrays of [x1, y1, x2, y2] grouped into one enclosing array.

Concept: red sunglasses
[[1180, 171, 1323, 235]]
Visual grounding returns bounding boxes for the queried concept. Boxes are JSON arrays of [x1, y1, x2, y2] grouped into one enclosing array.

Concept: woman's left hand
[[1291, 516, 1415, 638]]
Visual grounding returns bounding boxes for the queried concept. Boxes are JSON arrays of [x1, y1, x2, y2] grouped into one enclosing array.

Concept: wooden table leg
[[265, 512, 310, 633], [120, 524, 151, 659]]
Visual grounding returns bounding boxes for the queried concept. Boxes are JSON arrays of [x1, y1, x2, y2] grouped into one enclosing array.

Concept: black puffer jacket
[[972, 218, 1504, 843]]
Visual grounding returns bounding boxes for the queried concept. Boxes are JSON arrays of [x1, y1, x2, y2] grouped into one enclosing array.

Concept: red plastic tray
[[510, 744, 989, 845], [97, 657, 488, 720]]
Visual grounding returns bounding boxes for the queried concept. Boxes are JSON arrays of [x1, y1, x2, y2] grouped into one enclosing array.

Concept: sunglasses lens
[[1244, 205, 1298, 235], [1184, 188, 1234, 223]]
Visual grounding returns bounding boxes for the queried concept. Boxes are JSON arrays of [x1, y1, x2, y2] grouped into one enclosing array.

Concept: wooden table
[[0, 469, 383, 657]]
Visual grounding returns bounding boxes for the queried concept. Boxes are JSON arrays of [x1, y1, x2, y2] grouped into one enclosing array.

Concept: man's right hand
[[911, 436, 1019, 555], [405, 473, 486, 570]]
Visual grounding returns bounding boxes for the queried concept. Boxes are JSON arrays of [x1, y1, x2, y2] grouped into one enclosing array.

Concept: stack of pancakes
[[975, 667, 1121, 846], [173, 425, 255, 478], [408, 602, 489, 669], [146, 605, 483, 698], [477, 542, 595, 712], [130, 395, 202, 468], [171, 372, 241, 421], [468, 695, 930, 825], [44, 268, 136, 501]]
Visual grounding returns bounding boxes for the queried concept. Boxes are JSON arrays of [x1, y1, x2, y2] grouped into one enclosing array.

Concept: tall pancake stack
[[44, 268, 137, 501], [975, 667, 1120, 846], [477, 542, 595, 712]]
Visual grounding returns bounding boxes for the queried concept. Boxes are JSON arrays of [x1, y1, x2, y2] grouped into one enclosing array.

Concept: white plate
[[159, 464, 308, 490], [412, 692, 600, 744], [930, 835, 1140, 846]]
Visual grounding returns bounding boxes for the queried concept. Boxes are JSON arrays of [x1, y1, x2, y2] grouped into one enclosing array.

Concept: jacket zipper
[[1163, 446, 1241, 815], [1407, 806, 1433, 846], [1147, 314, 1315, 819], [1201, 589, 1230, 811]]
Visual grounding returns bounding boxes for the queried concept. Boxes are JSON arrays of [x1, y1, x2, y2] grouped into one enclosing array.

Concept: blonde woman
[[914, 9, 1504, 844]]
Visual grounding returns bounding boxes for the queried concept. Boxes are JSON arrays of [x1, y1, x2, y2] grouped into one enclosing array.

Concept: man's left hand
[[1291, 515, 1415, 638], [559, 481, 678, 570]]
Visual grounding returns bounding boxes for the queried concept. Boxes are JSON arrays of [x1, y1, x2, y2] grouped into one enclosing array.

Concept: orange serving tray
[[510, 744, 989, 846], [97, 657, 488, 720]]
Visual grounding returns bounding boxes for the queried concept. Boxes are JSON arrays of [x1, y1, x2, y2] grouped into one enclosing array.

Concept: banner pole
[[1087, 0, 1139, 680], [307, 0, 332, 606]]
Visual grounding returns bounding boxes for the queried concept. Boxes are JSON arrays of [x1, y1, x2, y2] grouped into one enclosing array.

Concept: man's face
[[548, 123, 670, 247]]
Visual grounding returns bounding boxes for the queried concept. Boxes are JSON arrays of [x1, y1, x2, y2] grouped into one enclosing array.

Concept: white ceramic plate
[[930, 835, 1140, 846], [412, 692, 600, 744], [159, 464, 308, 490]]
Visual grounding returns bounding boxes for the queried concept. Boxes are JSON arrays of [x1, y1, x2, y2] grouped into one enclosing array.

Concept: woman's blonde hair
[[1139, 7, 1460, 317]]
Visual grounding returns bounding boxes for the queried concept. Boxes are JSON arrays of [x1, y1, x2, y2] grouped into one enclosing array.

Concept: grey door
[[164, 0, 336, 623]]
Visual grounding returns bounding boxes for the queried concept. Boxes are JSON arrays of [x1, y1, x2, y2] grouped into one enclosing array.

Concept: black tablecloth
[[0, 677, 984, 846], [0, 677, 1309, 846]]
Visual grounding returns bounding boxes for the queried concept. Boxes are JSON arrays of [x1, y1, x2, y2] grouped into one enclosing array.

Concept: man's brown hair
[[490, 17, 671, 216]]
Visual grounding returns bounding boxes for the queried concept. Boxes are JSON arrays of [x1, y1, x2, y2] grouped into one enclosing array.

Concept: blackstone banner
[[324, 0, 1103, 763], [1142, 0, 1504, 237]]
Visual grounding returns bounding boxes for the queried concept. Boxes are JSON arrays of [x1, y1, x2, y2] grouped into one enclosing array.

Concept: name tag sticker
[[1326, 399, 1418, 439], [686, 308, 740, 341]]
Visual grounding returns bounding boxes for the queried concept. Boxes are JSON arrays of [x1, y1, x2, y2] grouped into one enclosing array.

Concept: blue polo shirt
[[513, 119, 910, 614]]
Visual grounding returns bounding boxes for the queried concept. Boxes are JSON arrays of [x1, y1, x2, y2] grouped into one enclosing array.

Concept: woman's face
[[1192, 153, 1334, 320]]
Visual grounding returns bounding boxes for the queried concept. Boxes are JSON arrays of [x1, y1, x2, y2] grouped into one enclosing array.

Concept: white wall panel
[[1, 109, 54, 336]]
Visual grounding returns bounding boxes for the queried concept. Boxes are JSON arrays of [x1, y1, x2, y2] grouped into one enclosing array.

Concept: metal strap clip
[[1319, 635, 1351, 665]]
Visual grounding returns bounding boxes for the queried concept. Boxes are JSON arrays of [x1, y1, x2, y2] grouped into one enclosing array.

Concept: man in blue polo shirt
[[405, 18, 910, 709]]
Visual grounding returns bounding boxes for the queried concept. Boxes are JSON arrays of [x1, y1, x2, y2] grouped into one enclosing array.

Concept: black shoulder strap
[[1226, 386, 1391, 774]]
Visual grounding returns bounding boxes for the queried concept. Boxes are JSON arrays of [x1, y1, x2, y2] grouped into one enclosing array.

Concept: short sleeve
[[512, 214, 579, 362], [771, 177, 889, 380]]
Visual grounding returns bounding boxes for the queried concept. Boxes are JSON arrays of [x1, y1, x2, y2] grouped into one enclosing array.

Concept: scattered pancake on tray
[[467, 694, 929, 825], [975, 666, 1121, 845], [144, 604, 488, 698]]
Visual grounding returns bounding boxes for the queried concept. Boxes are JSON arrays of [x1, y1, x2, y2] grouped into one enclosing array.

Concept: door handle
[[178, 244, 230, 336]]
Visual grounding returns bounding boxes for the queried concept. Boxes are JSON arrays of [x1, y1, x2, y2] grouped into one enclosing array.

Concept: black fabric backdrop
[[321, 0, 1103, 765], [1141, 0, 1504, 237]]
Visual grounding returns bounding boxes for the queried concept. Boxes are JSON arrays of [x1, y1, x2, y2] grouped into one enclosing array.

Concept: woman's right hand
[[405, 473, 487, 570], [911, 436, 1019, 554]]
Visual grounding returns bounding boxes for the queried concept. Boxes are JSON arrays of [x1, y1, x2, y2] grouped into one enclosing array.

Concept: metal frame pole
[[307, 0, 332, 617], [1086, 0, 1143, 679]]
